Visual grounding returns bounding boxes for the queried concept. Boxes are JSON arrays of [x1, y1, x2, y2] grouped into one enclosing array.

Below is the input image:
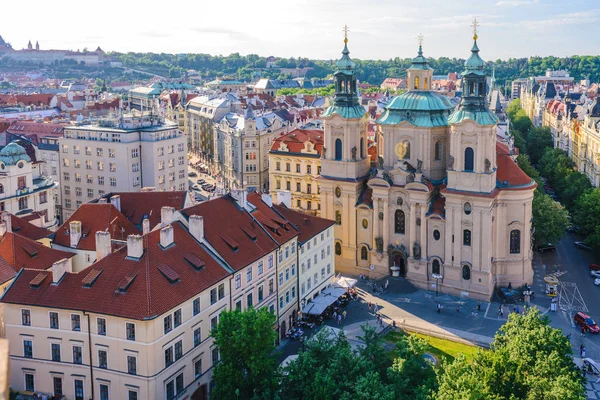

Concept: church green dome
[[0, 143, 31, 166], [407, 45, 433, 71], [464, 40, 485, 75], [336, 42, 356, 75], [378, 91, 454, 127]]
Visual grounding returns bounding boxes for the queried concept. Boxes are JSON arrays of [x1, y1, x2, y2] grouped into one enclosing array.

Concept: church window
[[335, 242, 342, 256], [360, 246, 368, 260], [360, 138, 365, 159], [414, 76, 420, 90], [433, 230, 441, 241], [424, 77, 428, 89], [462, 264, 471, 280], [463, 230, 471, 246], [510, 230, 521, 254], [432, 259, 440, 275], [478, 82, 484, 95], [394, 210, 405, 234], [468, 81, 475, 95], [403, 141, 411, 160], [335, 211, 342, 225], [362, 219, 368, 229], [434, 140, 443, 161], [335, 139, 342, 161], [463, 202, 472, 215], [0, 184, 3, 194], [335, 187, 342, 198], [464, 147, 474, 171]]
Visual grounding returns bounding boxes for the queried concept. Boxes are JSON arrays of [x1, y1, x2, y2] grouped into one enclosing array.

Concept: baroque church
[[319, 27, 536, 300]]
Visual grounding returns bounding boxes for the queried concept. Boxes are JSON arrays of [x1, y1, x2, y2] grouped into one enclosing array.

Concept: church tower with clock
[[319, 27, 371, 268]]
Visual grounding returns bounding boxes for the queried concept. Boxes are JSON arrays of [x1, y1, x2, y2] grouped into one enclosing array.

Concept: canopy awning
[[301, 300, 329, 315], [302, 289, 343, 315], [322, 287, 347, 298], [334, 276, 357, 289]]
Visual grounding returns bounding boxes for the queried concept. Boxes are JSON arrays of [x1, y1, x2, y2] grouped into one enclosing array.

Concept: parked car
[[574, 312, 600, 333], [192, 184, 199, 190], [188, 172, 197, 177], [197, 179, 205, 184], [591, 270, 600, 278], [575, 241, 592, 251], [567, 225, 579, 233], [538, 243, 556, 252], [590, 264, 600, 272]]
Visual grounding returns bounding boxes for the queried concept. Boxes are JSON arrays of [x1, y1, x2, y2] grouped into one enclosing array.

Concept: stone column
[[382, 199, 389, 248], [420, 204, 426, 259], [409, 202, 416, 257], [445, 205, 453, 265]]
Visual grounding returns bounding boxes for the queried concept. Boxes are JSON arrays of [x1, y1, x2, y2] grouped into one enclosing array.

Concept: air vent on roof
[[82, 227, 91, 238], [116, 271, 137, 293], [157, 264, 180, 283], [22, 243, 38, 257], [29, 272, 48, 288], [240, 226, 257, 241], [82, 268, 102, 288], [221, 235, 239, 251], [184, 253, 205, 271]]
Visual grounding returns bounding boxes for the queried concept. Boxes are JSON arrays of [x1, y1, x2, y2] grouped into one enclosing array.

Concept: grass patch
[[386, 330, 481, 363]]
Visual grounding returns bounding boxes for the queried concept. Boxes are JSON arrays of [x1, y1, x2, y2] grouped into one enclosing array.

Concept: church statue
[[484, 158, 491, 173], [416, 159, 423, 173], [375, 236, 384, 252], [322, 147, 326, 158], [396, 196, 403, 206], [447, 155, 454, 170], [351, 146, 357, 160], [413, 242, 421, 259], [377, 156, 384, 169]]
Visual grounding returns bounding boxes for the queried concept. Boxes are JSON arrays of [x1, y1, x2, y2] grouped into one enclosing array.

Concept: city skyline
[[1, 0, 599, 60]]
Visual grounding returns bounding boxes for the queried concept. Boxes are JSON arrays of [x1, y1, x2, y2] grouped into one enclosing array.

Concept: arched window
[[0, 184, 4, 194], [335, 242, 342, 256], [335, 138, 342, 161], [434, 140, 443, 161], [478, 82, 484, 95], [468, 81, 475, 95], [464, 147, 474, 171], [414, 76, 420, 90], [463, 229, 471, 246], [360, 137, 364, 159], [335, 211, 342, 225], [403, 141, 411, 159], [394, 210, 405, 234], [361, 246, 368, 260], [462, 264, 471, 280], [432, 259, 440, 275], [424, 77, 428, 89], [510, 230, 521, 254]]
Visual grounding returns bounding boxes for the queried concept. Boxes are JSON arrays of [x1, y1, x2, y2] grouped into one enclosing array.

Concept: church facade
[[319, 30, 536, 300]]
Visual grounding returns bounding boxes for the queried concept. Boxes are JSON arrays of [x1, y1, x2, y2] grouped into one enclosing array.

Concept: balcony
[[15, 187, 30, 196]]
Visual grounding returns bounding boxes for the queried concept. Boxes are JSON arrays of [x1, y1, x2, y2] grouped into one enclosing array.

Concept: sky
[[1, 0, 599, 61]]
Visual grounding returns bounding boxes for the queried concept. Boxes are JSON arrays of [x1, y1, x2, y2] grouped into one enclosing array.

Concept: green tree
[[532, 191, 569, 244], [211, 308, 279, 400], [388, 334, 437, 400], [516, 154, 540, 181], [573, 189, 600, 248], [511, 109, 533, 136], [506, 99, 521, 120], [561, 172, 592, 210], [436, 309, 584, 400], [526, 126, 554, 164]]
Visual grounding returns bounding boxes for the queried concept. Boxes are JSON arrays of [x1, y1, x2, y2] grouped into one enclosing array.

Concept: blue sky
[[2, 0, 599, 60]]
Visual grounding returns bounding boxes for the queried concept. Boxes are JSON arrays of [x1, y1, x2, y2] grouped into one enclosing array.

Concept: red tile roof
[[8, 214, 52, 241], [247, 193, 298, 245], [270, 129, 324, 155], [272, 203, 335, 244], [0, 232, 74, 285], [1, 223, 231, 320], [53, 204, 140, 251], [6, 121, 65, 145], [93, 191, 189, 228], [496, 142, 536, 189], [181, 196, 278, 271]]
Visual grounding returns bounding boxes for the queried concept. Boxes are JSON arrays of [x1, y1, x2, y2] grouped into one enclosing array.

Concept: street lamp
[[432, 273, 443, 297]]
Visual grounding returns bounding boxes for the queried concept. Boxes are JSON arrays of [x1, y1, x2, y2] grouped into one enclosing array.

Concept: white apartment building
[[186, 97, 230, 165], [60, 114, 187, 220], [0, 143, 58, 228]]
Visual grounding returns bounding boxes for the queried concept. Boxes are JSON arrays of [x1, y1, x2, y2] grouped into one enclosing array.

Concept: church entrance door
[[393, 254, 406, 277]]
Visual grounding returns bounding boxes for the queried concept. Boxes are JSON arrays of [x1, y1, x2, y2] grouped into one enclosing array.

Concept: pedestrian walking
[[385, 279, 389, 289], [368, 302, 371, 312], [337, 314, 342, 325], [566, 333, 571, 341], [437, 303, 442, 314], [515, 305, 520, 314], [580, 344, 585, 357], [477, 302, 481, 312], [342, 310, 347, 320], [379, 315, 384, 326], [498, 305, 503, 317], [333, 311, 337, 321], [582, 346, 587, 358], [456, 304, 460, 312], [374, 302, 378, 312]]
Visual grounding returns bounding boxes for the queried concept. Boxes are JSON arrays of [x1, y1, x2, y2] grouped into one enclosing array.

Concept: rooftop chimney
[[232, 189, 247, 209], [110, 195, 121, 212], [161, 206, 176, 226], [95, 231, 111, 261], [276, 190, 292, 208], [0, 222, 6, 237], [142, 218, 150, 235], [160, 224, 174, 248], [1, 212, 11, 233], [189, 215, 204, 242], [52, 258, 72, 284], [69, 221, 82, 248], [261, 193, 273, 207], [126, 234, 144, 259]]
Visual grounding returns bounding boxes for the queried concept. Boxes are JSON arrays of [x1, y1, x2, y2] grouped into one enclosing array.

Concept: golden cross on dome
[[417, 33, 424, 47], [343, 24, 349, 43], [471, 17, 479, 40]]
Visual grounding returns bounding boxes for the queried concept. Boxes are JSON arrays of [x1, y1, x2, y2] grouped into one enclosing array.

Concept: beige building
[[60, 115, 187, 220], [186, 96, 231, 165], [269, 129, 324, 215], [319, 33, 536, 300]]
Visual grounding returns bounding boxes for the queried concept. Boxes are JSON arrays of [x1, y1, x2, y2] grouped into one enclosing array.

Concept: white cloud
[[496, 0, 539, 6]]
